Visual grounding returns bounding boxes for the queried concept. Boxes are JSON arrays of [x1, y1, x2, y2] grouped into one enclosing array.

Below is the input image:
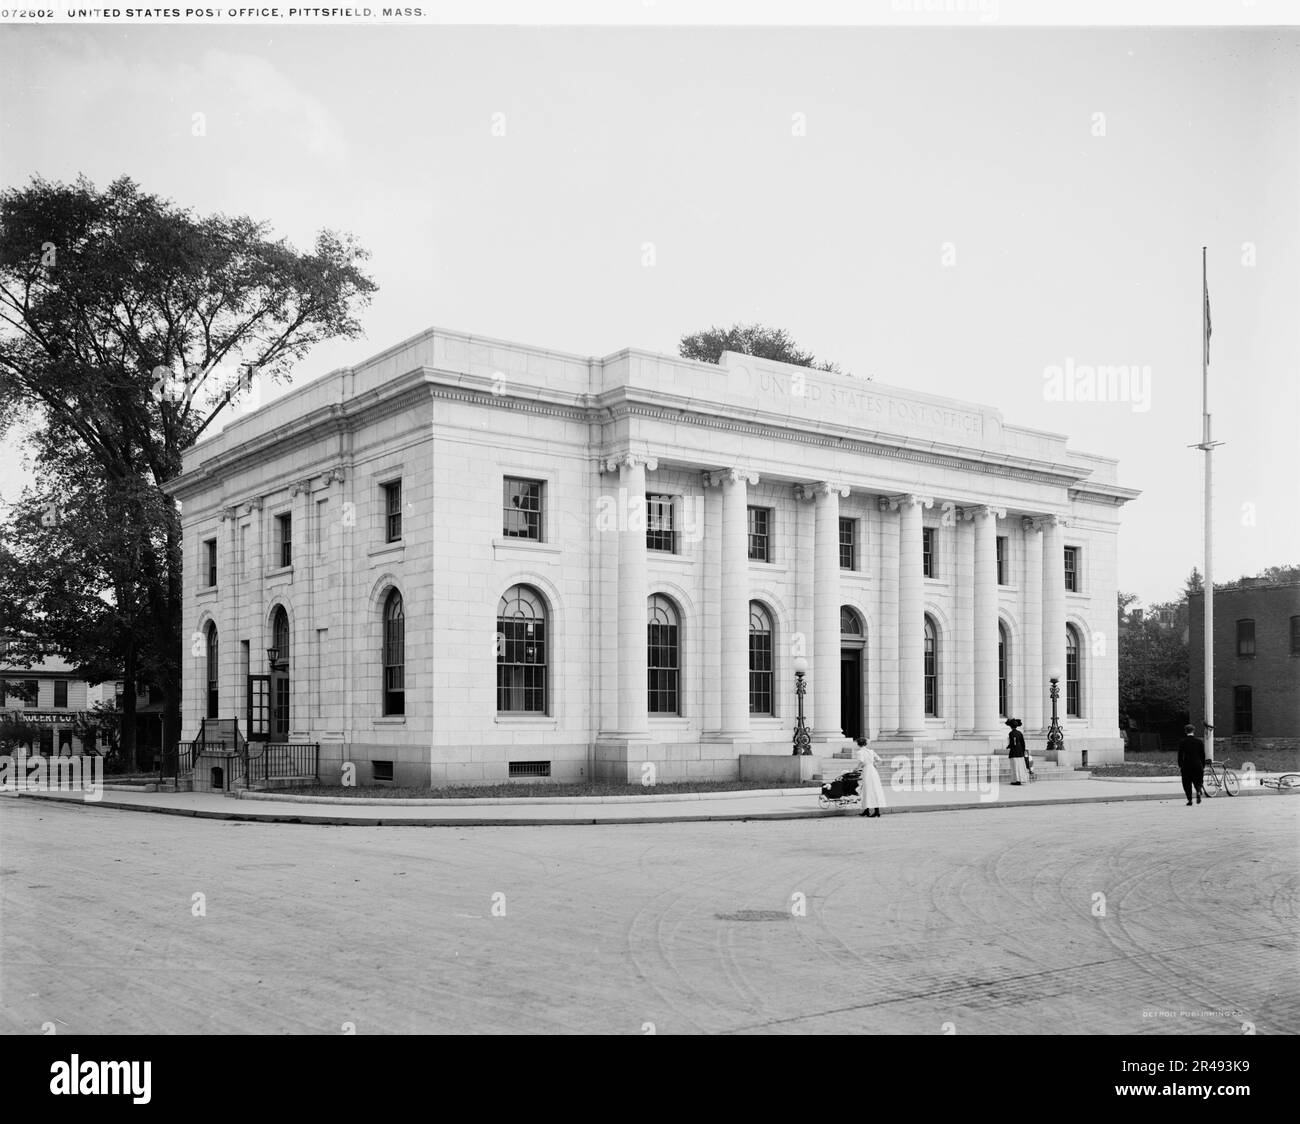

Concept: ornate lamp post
[[1046, 664, 1065, 760], [792, 655, 812, 756]]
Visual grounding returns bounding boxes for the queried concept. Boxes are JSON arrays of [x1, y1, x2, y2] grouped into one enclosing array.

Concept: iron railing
[[245, 742, 319, 786]]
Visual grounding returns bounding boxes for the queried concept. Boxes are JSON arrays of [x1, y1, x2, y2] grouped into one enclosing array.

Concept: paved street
[[1, 795, 1295, 1035]]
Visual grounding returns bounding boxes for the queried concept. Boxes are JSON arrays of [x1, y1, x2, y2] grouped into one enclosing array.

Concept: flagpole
[[1199, 246, 1218, 758]]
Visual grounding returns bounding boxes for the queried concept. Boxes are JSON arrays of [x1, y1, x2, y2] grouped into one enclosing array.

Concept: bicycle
[[1256, 773, 1300, 793], [1202, 759, 1240, 798]]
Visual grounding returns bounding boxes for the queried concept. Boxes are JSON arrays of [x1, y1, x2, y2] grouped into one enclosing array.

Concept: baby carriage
[[819, 767, 863, 809]]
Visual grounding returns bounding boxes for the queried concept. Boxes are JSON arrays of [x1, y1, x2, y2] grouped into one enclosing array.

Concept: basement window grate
[[508, 760, 551, 778], [372, 760, 394, 783]]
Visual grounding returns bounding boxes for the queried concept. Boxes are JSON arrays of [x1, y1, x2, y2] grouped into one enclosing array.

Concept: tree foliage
[[679, 322, 842, 373], [0, 175, 376, 765]]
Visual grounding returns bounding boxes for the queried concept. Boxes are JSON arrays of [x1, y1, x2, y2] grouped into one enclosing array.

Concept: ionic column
[[1042, 514, 1068, 717], [706, 468, 758, 735], [606, 454, 657, 736], [1021, 517, 1044, 732], [290, 478, 313, 737], [795, 483, 849, 741], [970, 505, 1006, 734], [891, 494, 933, 736], [955, 511, 975, 732], [218, 505, 240, 724], [876, 497, 900, 735]]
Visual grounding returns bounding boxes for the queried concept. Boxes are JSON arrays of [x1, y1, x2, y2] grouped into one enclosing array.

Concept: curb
[[236, 786, 822, 806], [6, 787, 1255, 827]]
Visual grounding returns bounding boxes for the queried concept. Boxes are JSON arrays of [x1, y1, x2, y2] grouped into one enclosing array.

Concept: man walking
[[1176, 724, 1207, 806]]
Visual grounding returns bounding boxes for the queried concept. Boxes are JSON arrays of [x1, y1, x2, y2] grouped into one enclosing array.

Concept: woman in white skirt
[[855, 736, 886, 818], [1006, 718, 1029, 785]]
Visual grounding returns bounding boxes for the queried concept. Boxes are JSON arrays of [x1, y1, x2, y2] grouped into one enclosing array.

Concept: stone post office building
[[169, 327, 1139, 786]]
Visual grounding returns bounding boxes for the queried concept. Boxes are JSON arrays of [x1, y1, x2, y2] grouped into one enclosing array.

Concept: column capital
[[602, 452, 659, 474], [703, 468, 759, 488], [1025, 513, 1069, 532], [324, 465, 347, 486], [219, 505, 241, 522], [795, 481, 850, 502], [290, 478, 313, 498], [959, 504, 1007, 521], [244, 498, 264, 514], [883, 493, 933, 512]]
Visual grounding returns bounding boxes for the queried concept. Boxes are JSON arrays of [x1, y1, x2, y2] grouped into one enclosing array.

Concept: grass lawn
[[279, 778, 824, 800], [1090, 746, 1300, 778]]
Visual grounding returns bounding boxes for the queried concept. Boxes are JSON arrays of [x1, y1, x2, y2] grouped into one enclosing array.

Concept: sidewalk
[[5, 773, 1286, 826]]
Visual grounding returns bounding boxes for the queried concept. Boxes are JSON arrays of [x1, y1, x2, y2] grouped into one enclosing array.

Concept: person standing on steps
[[1006, 718, 1028, 785], [856, 736, 885, 818], [1176, 723, 1207, 806]]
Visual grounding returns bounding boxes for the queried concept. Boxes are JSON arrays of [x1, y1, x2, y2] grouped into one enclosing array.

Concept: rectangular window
[[747, 506, 772, 562], [839, 518, 856, 571], [24, 680, 37, 706], [1064, 546, 1079, 592], [1233, 685, 1253, 734], [922, 527, 935, 578], [996, 536, 1008, 585], [39, 729, 53, 756], [204, 539, 217, 587], [54, 680, 68, 709], [1066, 649, 1080, 717], [1236, 619, 1255, 657], [503, 478, 543, 540], [748, 631, 773, 715], [0, 680, 5, 706], [383, 480, 402, 542], [277, 513, 292, 568], [1292, 616, 1300, 656], [373, 760, 394, 783], [645, 494, 677, 553], [647, 620, 680, 715]]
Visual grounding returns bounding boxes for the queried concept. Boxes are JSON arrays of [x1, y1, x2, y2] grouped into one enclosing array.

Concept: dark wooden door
[[840, 648, 863, 740]]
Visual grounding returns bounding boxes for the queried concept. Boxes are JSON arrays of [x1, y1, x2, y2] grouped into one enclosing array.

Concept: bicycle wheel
[[1223, 768, 1240, 797], [1203, 765, 1221, 797], [1276, 774, 1300, 792]]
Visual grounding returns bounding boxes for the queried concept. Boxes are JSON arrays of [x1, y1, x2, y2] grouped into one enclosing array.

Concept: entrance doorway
[[247, 675, 271, 742], [840, 648, 864, 741]]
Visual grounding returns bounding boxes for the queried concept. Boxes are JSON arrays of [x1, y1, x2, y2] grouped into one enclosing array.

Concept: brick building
[[167, 327, 1139, 787], [1189, 581, 1300, 751]]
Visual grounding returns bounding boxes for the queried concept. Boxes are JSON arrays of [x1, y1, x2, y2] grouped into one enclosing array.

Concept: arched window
[[997, 622, 1008, 718], [1065, 625, 1081, 717], [270, 605, 290, 735], [271, 606, 290, 667], [383, 590, 405, 716], [647, 594, 680, 715], [840, 607, 863, 638], [205, 623, 219, 719], [749, 602, 774, 715], [924, 615, 938, 717], [497, 585, 546, 714]]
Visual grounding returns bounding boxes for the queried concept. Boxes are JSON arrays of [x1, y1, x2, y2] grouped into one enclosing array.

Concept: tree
[[0, 175, 376, 768], [1118, 588, 1191, 746], [679, 322, 842, 373], [0, 456, 159, 765]]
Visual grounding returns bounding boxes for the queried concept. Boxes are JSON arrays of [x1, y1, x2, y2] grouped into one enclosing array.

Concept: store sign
[[1, 710, 94, 726]]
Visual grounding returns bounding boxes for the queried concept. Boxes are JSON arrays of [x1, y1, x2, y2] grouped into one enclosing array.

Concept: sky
[[1, 18, 1297, 606]]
